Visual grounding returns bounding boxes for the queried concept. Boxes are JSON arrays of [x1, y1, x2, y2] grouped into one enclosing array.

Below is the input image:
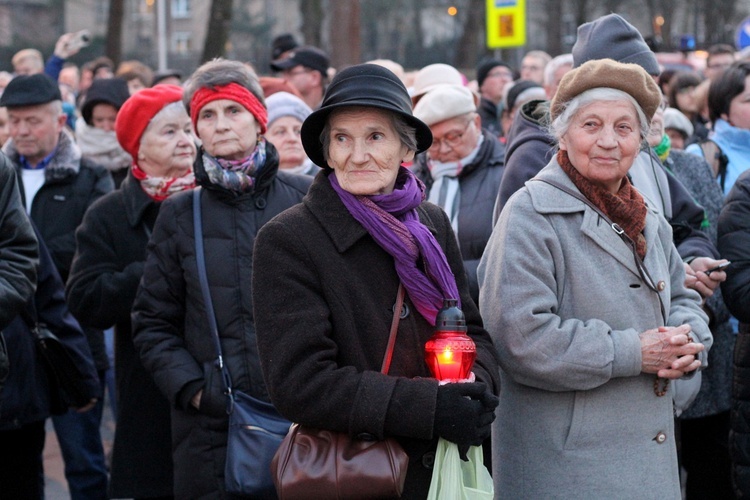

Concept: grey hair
[[549, 88, 650, 143], [140, 101, 187, 142], [543, 53, 573, 87], [182, 58, 265, 117], [319, 107, 418, 164]]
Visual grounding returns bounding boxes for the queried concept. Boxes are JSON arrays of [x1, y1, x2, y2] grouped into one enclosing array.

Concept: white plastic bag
[[427, 438, 494, 500]]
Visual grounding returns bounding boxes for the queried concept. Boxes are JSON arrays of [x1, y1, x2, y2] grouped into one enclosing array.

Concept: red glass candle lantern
[[424, 299, 476, 382]]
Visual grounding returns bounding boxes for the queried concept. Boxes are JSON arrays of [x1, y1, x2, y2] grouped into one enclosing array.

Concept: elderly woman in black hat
[[252, 64, 500, 498]]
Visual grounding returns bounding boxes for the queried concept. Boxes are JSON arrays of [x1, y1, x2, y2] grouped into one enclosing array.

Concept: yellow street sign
[[486, 0, 526, 48]]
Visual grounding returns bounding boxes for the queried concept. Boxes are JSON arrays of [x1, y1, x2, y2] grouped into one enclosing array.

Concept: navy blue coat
[[0, 225, 99, 429]]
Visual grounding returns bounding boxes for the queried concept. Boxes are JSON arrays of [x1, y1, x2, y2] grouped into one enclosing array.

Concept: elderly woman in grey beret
[[265, 91, 319, 176], [478, 59, 712, 498]]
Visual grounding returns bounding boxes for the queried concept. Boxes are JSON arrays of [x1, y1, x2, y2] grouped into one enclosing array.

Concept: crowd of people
[[0, 12, 748, 500]]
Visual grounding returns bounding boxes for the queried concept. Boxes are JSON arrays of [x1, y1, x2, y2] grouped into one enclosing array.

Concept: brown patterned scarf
[[557, 150, 648, 259]]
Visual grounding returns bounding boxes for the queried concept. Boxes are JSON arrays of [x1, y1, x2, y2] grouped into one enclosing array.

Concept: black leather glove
[[433, 382, 499, 459]]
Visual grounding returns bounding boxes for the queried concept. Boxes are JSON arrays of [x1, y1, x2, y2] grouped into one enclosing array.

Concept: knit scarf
[[558, 150, 648, 259], [202, 138, 268, 193], [653, 133, 671, 163], [329, 168, 460, 325], [131, 164, 196, 201], [426, 134, 484, 236]]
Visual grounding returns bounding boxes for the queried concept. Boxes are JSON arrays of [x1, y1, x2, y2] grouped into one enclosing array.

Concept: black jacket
[[478, 96, 502, 138], [718, 169, 750, 498], [66, 172, 172, 498], [0, 225, 98, 430], [0, 153, 38, 333], [132, 144, 311, 498], [412, 130, 505, 303], [495, 99, 717, 261]]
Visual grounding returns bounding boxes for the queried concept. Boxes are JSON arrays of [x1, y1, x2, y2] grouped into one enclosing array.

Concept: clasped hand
[[640, 324, 704, 379]]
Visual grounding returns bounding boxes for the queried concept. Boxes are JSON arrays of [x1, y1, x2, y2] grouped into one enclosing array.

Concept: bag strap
[[193, 188, 234, 397], [531, 177, 666, 323], [381, 284, 405, 375]]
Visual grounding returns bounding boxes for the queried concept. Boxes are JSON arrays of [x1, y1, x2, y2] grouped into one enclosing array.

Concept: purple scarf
[[329, 167, 460, 325]]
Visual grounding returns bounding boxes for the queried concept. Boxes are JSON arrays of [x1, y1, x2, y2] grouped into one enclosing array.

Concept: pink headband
[[190, 82, 268, 136]]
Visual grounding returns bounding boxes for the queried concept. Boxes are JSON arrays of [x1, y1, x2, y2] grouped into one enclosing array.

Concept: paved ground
[[43, 394, 115, 500]]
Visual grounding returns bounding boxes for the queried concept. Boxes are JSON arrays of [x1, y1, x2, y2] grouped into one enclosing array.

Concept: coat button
[[392, 302, 409, 319], [422, 451, 435, 469], [657, 280, 666, 291], [654, 432, 667, 444]]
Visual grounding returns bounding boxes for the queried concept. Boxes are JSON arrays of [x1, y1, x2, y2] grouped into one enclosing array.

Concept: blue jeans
[[51, 372, 108, 500]]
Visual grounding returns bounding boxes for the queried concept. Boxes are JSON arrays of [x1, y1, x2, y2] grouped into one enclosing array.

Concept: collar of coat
[[4, 128, 82, 182], [120, 171, 159, 228], [528, 158, 661, 279], [303, 169, 439, 254]]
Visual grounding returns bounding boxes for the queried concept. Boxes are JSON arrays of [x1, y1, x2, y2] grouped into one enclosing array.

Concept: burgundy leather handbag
[[271, 285, 409, 500]]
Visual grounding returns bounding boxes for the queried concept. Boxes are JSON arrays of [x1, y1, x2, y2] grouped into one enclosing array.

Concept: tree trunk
[[329, 0, 360, 67], [454, 0, 486, 70], [202, 0, 234, 62], [105, 0, 124, 66], [300, 0, 324, 47], [546, 0, 563, 55]]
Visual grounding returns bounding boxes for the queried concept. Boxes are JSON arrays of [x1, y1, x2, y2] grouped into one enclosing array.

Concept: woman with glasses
[[410, 84, 505, 304]]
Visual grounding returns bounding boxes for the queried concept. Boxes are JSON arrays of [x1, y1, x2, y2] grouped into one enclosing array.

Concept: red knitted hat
[[189, 82, 268, 137], [115, 84, 184, 161]]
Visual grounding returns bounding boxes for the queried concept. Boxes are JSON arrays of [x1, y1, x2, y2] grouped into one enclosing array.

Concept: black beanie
[[572, 14, 660, 76], [80, 78, 131, 126], [476, 59, 512, 88]]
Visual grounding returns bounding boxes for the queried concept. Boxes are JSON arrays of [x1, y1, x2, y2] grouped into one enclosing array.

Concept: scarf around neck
[[426, 134, 484, 235], [202, 138, 268, 193], [131, 164, 196, 201], [329, 168, 460, 325], [558, 150, 648, 259], [653, 133, 671, 163], [3, 128, 81, 181]]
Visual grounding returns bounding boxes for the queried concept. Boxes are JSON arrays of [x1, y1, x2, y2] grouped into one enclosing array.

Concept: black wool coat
[[66, 172, 172, 498], [252, 170, 501, 499], [132, 145, 312, 499]]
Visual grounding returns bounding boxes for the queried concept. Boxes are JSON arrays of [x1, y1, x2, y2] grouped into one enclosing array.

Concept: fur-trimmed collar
[[3, 128, 82, 182]]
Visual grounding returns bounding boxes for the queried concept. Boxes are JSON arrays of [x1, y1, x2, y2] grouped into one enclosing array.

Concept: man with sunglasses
[[411, 84, 505, 305], [271, 45, 330, 110]]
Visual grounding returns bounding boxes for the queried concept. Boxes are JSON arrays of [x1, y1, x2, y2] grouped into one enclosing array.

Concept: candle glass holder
[[424, 299, 476, 382]]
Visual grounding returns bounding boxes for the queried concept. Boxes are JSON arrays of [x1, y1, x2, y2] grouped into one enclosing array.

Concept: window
[[172, 31, 191, 54], [172, 0, 190, 18]]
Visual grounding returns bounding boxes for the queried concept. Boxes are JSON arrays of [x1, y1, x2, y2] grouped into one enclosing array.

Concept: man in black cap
[[0, 73, 113, 499], [475, 58, 514, 138], [271, 45, 330, 110]]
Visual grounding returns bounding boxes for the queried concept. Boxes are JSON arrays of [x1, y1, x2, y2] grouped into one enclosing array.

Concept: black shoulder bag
[[192, 187, 291, 498]]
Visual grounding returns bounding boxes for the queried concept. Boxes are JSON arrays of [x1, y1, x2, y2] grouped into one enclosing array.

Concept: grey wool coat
[[478, 160, 711, 499]]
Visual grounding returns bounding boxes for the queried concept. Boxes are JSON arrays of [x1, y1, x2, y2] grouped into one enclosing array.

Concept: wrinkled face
[[8, 103, 65, 165], [196, 99, 259, 161], [326, 107, 414, 196], [725, 75, 750, 131], [559, 100, 642, 194], [0, 107, 9, 146], [427, 113, 481, 163], [138, 107, 196, 178], [520, 55, 545, 84], [91, 103, 118, 132], [267, 116, 306, 170], [646, 102, 666, 148]]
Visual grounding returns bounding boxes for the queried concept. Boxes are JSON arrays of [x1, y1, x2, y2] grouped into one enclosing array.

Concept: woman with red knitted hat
[[131, 59, 312, 498], [67, 83, 196, 499]]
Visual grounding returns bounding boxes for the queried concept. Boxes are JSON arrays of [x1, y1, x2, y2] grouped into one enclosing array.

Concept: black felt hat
[[0, 74, 62, 108], [300, 63, 433, 169]]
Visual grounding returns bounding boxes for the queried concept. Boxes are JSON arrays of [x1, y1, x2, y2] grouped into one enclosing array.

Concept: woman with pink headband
[[131, 59, 312, 498]]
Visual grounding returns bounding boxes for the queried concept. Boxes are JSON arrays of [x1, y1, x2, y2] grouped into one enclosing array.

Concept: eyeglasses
[[487, 69, 513, 80], [429, 120, 473, 151]]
